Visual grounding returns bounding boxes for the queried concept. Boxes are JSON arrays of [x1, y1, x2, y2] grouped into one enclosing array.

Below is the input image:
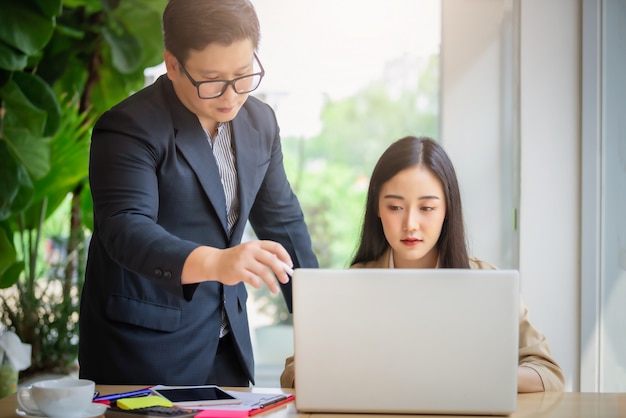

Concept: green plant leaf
[[0, 77, 48, 140], [0, 75, 55, 180], [39, 28, 89, 98], [115, 0, 167, 70], [3, 96, 89, 230], [0, 141, 35, 221], [19, 189, 66, 231], [0, 1, 56, 56], [0, 142, 21, 221], [0, 260, 24, 289], [101, 21, 143, 74], [23, 97, 92, 226], [0, 42, 28, 71], [7, 159, 35, 218], [0, 69, 10, 89], [0, 228, 17, 282], [12, 71, 62, 137], [90, 62, 145, 113], [3, 126, 51, 181], [33, 0, 63, 19], [62, 0, 103, 12]]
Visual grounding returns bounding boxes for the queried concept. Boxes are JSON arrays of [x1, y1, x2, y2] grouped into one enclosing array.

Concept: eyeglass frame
[[178, 53, 265, 99]]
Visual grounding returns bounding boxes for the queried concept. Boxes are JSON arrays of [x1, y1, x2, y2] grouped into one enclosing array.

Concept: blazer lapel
[[166, 85, 229, 234], [230, 108, 259, 241]]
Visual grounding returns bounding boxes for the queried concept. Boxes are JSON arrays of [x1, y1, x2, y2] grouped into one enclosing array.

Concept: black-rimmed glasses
[[179, 53, 265, 99]]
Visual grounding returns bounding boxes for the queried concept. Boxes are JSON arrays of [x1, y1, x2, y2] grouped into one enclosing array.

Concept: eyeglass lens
[[199, 74, 263, 98]]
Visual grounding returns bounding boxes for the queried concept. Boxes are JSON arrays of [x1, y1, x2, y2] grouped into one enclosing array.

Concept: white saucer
[[16, 402, 107, 418]]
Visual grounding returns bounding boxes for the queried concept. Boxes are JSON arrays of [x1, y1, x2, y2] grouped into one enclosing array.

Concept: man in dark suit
[[78, 0, 318, 386]]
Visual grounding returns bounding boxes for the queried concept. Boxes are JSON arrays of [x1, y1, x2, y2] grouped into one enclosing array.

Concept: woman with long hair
[[280, 136, 564, 392]]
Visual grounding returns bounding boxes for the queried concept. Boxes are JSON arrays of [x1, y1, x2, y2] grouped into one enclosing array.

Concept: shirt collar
[[204, 122, 227, 141]]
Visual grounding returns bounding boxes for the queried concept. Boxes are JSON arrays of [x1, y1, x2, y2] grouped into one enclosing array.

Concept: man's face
[[165, 39, 258, 133]]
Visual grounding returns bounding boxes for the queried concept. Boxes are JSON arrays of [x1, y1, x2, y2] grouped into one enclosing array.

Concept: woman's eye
[[421, 206, 434, 212], [389, 205, 402, 211]]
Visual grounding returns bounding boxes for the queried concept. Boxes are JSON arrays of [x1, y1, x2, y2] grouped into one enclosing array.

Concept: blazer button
[[154, 268, 163, 277], [163, 271, 172, 279]]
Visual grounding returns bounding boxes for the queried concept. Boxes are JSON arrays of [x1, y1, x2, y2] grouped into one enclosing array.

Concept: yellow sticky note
[[117, 395, 173, 410]]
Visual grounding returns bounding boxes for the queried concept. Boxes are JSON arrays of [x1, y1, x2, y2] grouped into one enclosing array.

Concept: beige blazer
[[280, 249, 565, 391]]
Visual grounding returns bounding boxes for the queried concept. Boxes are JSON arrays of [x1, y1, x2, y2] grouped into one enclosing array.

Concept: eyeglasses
[[179, 53, 265, 99]]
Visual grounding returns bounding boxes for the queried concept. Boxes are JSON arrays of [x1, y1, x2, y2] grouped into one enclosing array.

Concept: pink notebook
[[195, 394, 295, 417]]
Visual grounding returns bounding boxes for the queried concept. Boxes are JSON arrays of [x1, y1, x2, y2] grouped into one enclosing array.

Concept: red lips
[[401, 237, 422, 246]]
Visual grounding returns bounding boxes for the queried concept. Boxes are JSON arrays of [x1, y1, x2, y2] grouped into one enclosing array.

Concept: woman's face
[[378, 165, 447, 268]]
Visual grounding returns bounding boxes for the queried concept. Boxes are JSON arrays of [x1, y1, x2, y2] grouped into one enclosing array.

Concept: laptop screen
[[292, 268, 519, 415]]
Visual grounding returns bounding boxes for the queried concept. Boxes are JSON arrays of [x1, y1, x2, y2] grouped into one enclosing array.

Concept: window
[[248, 0, 441, 386]]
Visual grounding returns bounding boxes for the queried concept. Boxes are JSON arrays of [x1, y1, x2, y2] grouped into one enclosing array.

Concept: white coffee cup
[[17, 377, 95, 418]]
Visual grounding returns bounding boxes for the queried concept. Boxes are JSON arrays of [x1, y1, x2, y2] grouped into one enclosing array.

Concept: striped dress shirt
[[206, 122, 239, 338]]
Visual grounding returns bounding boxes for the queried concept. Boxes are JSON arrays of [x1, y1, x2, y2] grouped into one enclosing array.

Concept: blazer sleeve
[[90, 108, 197, 281]]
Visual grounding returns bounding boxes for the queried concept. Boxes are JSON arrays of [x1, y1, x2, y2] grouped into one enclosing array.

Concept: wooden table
[[1, 387, 625, 418]]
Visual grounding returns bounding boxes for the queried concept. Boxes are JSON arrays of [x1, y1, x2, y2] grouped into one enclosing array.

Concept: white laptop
[[292, 268, 520, 416]]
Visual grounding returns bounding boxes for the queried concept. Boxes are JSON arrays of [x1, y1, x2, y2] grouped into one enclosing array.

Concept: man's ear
[[163, 50, 178, 80]]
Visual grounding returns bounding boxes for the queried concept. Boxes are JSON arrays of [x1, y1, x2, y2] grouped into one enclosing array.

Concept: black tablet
[[151, 386, 242, 407]]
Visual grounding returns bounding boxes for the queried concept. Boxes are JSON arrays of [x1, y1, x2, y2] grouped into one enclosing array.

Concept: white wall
[[440, 0, 514, 270], [441, 0, 581, 390], [518, 0, 580, 392]]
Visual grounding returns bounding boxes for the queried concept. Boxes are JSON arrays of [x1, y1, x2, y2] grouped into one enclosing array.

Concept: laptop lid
[[292, 268, 519, 415]]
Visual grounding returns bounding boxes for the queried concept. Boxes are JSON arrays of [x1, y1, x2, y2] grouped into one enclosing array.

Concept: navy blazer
[[78, 75, 318, 385]]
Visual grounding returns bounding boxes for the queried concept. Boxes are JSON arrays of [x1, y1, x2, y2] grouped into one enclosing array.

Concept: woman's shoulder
[[468, 256, 498, 270]]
